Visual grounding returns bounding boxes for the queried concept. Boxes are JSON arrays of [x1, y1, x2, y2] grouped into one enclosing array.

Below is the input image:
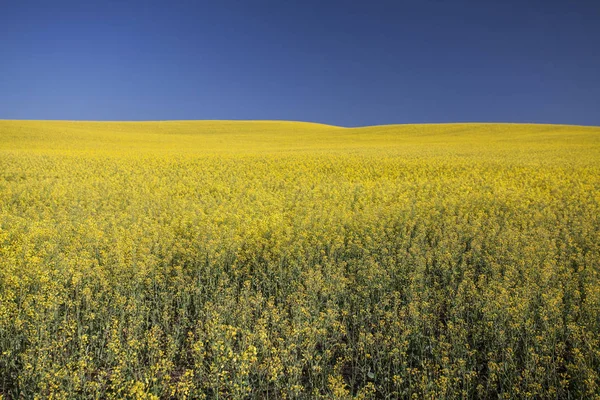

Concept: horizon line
[[0, 119, 598, 129]]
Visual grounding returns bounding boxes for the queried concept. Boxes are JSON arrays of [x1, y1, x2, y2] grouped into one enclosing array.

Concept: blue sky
[[1, 0, 599, 126]]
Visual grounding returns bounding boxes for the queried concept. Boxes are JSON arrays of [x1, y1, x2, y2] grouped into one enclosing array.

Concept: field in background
[[1, 121, 599, 399]]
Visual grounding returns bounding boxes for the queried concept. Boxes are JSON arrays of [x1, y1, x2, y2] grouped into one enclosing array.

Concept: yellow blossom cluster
[[0, 120, 599, 398]]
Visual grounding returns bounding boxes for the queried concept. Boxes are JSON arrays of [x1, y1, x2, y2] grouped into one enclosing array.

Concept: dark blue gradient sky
[[1, 0, 599, 126]]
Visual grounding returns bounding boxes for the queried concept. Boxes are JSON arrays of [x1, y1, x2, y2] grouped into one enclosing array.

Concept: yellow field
[[1, 120, 599, 399]]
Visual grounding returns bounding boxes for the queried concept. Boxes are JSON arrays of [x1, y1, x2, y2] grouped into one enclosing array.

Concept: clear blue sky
[[1, 0, 599, 126]]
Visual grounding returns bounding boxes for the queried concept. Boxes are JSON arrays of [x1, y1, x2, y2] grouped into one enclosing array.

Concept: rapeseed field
[[0, 120, 599, 399]]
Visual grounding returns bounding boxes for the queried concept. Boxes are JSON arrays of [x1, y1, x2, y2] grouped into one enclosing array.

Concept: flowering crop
[[0, 120, 599, 398]]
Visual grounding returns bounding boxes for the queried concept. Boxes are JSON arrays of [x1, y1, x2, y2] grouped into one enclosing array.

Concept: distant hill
[[1, 120, 599, 160]]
